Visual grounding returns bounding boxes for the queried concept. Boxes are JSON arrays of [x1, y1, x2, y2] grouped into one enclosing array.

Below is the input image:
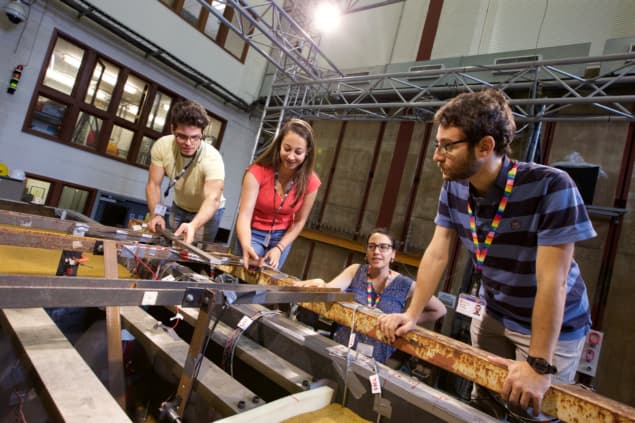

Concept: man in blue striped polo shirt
[[379, 89, 596, 417]]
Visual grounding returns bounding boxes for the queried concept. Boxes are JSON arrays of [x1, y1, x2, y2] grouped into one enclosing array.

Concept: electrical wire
[[191, 304, 228, 384], [535, 0, 550, 49], [221, 310, 281, 376]]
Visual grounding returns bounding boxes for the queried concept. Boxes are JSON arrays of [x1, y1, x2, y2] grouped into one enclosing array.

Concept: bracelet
[[274, 244, 285, 253]]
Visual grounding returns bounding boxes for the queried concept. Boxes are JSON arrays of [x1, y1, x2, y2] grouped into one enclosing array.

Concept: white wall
[[0, 1, 261, 229], [316, 0, 635, 71], [88, 0, 269, 105], [434, 0, 635, 58]]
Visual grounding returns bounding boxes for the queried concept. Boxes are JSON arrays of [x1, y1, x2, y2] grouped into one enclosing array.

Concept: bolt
[[302, 380, 310, 388], [185, 294, 194, 303], [237, 400, 246, 409], [202, 296, 210, 304], [252, 396, 260, 404]]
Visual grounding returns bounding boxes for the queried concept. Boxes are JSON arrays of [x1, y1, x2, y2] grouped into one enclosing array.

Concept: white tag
[[132, 224, 142, 232], [237, 315, 253, 330], [154, 203, 168, 217], [141, 291, 158, 305], [71, 241, 83, 249], [141, 233, 152, 239], [347, 332, 356, 348], [369, 374, 382, 394], [456, 293, 485, 320], [162, 274, 176, 281], [356, 342, 374, 358]]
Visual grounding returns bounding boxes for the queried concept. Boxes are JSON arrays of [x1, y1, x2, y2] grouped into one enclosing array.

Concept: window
[[24, 31, 226, 169], [159, 0, 251, 63], [25, 173, 96, 216]]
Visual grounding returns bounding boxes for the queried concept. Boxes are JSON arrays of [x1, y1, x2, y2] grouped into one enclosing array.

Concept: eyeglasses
[[434, 139, 469, 154], [175, 132, 203, 143], [367, 243, 393, 252]]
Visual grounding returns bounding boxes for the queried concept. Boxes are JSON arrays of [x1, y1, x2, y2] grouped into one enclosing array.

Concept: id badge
[[263, 231, 271, 247], [154, 203, 168, 217], [456, 293, 486, 321]]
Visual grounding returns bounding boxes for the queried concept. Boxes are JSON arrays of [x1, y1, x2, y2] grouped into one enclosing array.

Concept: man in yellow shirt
[[146, 100, 225, 245]]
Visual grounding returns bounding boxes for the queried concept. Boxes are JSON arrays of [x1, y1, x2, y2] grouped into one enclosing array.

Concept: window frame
[[23, 30, 227, 170]]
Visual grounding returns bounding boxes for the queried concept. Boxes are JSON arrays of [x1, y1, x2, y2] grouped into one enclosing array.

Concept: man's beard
[[440, 150, 480, 181]]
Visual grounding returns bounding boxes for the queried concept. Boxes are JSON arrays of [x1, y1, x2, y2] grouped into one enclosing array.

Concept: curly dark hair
[[170, 100, 209, 130], [434, 89, 515, 156], [253, 118, 316, 207]]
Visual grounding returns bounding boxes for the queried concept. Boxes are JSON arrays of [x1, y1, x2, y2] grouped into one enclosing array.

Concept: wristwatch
[[527, 356, 558, 375]]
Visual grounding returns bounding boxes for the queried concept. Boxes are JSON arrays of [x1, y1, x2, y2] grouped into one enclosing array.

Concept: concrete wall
[[0, 1, 261, 230]]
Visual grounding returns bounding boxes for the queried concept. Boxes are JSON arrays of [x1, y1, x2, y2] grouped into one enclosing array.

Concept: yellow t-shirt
[[150, 135, 226, 212]]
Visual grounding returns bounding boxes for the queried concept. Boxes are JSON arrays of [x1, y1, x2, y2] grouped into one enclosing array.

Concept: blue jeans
[[235, 228, 291, 268], [169, 203, 224, 243]]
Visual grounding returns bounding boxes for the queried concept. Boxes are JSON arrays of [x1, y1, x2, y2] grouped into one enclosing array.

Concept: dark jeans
[[169, 203, 224, 243]]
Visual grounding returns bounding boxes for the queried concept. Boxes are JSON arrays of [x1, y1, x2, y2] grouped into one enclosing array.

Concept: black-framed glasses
[[434, 139, 469, 154], [175, 132, 203, 143], [367, 243, 392, 252]]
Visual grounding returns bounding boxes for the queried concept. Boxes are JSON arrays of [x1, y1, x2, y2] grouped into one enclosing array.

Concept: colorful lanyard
[[366, 270, 391, 307], [269, 172, 295, 230], [467, 161, 519, 272]]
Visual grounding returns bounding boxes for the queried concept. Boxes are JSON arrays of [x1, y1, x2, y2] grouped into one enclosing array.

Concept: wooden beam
[[104, 240, 126, 408], [119, 306, 262, 417], [216, 264, 635, 423], [0, 308, 130, 422]]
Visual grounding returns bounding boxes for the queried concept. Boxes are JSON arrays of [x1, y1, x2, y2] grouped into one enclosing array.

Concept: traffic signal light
[[7, 64, 23, 94]]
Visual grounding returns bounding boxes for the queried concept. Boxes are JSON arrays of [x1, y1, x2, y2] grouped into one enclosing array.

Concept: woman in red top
[[236, 119, 321, 270]]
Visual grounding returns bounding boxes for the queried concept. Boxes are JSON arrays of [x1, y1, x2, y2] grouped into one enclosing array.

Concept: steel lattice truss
[[196, 0, 342, 81], [262, 52, 635, 124], [198, 0, 635, 151]]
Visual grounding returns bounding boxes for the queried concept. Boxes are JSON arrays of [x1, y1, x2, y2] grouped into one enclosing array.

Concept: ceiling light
[[313, 2, 341, 34]]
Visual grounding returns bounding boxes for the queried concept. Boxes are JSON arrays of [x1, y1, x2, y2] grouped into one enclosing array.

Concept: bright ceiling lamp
[[313, 2, 341, 34]]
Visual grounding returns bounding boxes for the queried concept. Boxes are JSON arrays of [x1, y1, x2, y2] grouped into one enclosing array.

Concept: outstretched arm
[[174, 178, 223, 244], [261, 189, 318, 269], [378, 225, 453, 341], [495, 242, 572, 416], [146, 164, 166, 232], [236, 172, 261, 269], [294, 264, 360, 290]]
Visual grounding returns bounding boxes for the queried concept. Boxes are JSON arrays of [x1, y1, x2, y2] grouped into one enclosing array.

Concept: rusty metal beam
[[0, 224, 100, 252], [215, 264, 635, 423], [0, 209, 160, 243], [2, 211, 634, 421]]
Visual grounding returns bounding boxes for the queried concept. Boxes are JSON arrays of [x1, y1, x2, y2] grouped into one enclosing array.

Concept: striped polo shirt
[[435, 156, 596, 340]]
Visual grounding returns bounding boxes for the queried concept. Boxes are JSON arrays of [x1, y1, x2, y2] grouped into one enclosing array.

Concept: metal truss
[[263, 52, 635, 124], [196, 0, 342, 81]]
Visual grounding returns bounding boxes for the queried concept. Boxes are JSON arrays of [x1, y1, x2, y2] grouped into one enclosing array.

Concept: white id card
[[456, 293, 486, 321], [154, 203, 168, 217]]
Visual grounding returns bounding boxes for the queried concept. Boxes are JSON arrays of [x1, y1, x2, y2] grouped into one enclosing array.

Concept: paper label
[[369, 374, 381, 394], [347, 332, 356, 348], [237, 315, 253, 330], [141, 291, 158, 305], [356, 342, 374, 358]]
